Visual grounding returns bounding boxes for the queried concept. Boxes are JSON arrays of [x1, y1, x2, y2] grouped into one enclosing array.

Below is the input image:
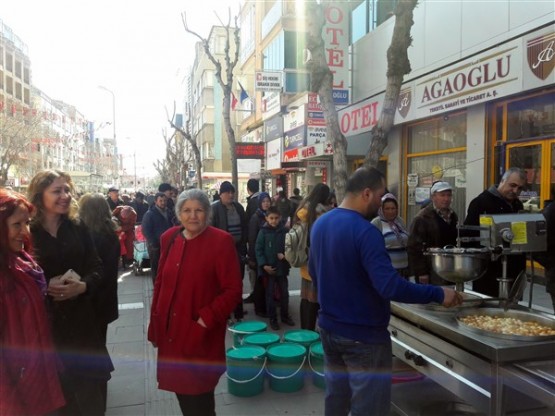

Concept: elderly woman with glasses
[[148, 189, 242, 415]]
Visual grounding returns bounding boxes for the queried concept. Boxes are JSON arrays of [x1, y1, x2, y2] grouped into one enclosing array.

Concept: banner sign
[[255, 71, 283, 91]]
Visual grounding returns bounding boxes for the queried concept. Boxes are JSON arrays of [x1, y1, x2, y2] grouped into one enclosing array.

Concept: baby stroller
[[133, 225, 150, 276]]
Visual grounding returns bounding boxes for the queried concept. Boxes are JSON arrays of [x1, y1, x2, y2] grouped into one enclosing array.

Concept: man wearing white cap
[[407, 181, 459, 285]]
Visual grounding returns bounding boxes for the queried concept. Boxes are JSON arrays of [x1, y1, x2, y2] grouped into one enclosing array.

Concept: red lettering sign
[[235, 143, 265, 159]]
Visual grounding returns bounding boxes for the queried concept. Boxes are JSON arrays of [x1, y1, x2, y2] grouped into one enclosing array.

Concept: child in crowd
[[255, 206, 295, 330]]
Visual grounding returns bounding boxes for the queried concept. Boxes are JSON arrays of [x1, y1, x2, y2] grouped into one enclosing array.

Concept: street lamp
[[98, 85, 117, 183]]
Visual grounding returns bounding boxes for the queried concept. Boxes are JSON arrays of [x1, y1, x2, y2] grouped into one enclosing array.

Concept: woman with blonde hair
[[28, 170, 113, 415], [294, 183, 331, 330]]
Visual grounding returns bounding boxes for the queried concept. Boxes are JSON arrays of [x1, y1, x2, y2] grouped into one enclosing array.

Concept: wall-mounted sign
[[255, 71, 283, 91], [235, 142, 265, 159], [264, 115, 283, 142], [266, 138, 282, 170], [284, 125, 306, 151]]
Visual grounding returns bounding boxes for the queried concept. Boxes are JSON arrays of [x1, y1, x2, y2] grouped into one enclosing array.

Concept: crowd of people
[[1, 166, 554, 416]]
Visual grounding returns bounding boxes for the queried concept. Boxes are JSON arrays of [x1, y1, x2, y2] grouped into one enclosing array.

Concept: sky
[[1, 0, 239, 176]]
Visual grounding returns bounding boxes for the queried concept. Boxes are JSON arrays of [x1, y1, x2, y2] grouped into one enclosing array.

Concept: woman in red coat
[[0, 189, 65, 415], [148, 189, 242, 415]]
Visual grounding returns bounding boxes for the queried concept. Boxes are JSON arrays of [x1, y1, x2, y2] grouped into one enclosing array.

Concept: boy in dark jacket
[[255, 206, 295, 330]]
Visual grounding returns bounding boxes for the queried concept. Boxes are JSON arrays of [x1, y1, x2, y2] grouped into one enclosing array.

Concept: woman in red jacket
[[0, 188, 65, 415], [148, 189, 242, 415]]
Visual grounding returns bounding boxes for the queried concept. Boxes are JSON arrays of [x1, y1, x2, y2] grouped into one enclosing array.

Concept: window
[[15, 81, 22, 100], [15, 60, 22, 79], [405, 113, 467, 224], [5, 52, 13, 72], [351, 1, 368, 44], [23, 67, 30, 84], [506, 92, 555, 141], [5, 75, 13, 95]]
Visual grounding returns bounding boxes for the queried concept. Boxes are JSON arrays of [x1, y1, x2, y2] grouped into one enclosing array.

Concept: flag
[[231, 92, 238, 110], [238, 82, 249, 104]]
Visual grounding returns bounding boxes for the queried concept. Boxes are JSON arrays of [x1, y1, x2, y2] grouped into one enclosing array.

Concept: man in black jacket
[[211, 181, 248, 320], [106, 187, 123, 211], [464, 167, 527, 297], [142, 193, 173, 281]]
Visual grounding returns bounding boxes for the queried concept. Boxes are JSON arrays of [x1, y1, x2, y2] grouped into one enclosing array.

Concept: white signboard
[[407, 173, 418, 188], [255, 71, 283, 91], [262, 91, 281, 120], [323, 3, 350, 102], [283, 105, 306, 132], [266, 138, 281, 170], [307, 126, 327, 146]]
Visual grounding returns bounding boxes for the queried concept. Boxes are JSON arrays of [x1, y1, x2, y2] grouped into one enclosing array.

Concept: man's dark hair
[[345, 167, 385, 194], [158, 183, 172, 192], [293, 188, 300, 196], [266, 206, 280, 216], [155, 192, 166, 200], [247, 178, 260, 193]]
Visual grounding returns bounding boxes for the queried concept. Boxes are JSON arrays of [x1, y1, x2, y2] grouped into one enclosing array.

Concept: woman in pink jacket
[[148, 189, 242, 415]]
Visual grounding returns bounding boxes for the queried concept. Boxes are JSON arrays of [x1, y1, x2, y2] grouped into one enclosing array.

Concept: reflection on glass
[[507, 92, 555, 141], [408, 113, 467, 153], [508, 144, 541, 203], [406, 151, 467, 225]]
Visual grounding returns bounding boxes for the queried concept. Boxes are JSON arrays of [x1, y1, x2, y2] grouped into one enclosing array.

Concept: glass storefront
[[490, 88, 555, 208], [404, 112, 467, 225]]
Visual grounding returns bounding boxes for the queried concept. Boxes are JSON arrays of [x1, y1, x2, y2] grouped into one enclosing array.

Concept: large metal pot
[[426, 246, 489, 284]]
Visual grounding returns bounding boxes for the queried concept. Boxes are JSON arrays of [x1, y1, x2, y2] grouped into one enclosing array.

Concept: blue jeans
[[319, 328, 392, 416], [265, 274, 289, 320]]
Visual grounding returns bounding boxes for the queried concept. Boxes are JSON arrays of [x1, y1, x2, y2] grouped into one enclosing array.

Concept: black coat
[[211, 200, 248, 257], [407, 204, 459, 285], [464, 186, 526, 297], [91, 230, 120, 325], [131, 199, 149, 223], [245, 192, 260, 224], [31, 218, 113, 379], [142, 205, 173, 249]]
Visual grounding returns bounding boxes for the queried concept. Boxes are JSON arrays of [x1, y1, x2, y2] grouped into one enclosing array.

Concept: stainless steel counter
[[389, 300, 555, 415]]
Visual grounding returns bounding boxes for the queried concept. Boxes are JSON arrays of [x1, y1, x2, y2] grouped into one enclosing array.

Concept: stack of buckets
[[226, 323, 324, 397]]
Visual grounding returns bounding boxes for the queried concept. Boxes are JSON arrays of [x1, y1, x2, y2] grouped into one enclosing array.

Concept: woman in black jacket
[[78, 193, 120, 410], [28, 170, 113, 416]]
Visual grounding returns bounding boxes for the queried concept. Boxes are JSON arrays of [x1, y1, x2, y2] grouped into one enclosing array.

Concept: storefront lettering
[[420, 55, 511, 104], [301, 146, 317, 158], [340, 101, 379, 134], [324, 5, 346, 88]]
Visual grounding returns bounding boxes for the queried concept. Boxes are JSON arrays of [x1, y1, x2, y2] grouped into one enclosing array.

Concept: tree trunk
[[364, 0, 418, 168], [305, 1, 348, 202]]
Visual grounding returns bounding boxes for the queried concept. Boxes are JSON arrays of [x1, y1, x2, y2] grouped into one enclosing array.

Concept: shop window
[[405, 113, 467, 225], [408, 112, 467, 153], [507, 92, 555, 141], [405, 151, 467, 226]]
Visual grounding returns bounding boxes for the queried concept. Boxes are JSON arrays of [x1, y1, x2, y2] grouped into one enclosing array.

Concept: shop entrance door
[[506, 140, 555, 209]]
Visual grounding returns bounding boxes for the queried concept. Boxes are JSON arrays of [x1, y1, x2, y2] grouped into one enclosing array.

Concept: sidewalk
[[105, 270, 325, 416], [105, 269, 554, 416]]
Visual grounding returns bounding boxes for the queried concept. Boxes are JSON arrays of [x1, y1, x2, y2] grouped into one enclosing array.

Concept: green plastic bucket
[[266, 342, 307, 393], [283, 329, 320, 352], [309, 341, 325, 389], [226, 345, 266, 397], [228, 321, 267, 347], [243, 332, 281, 349]]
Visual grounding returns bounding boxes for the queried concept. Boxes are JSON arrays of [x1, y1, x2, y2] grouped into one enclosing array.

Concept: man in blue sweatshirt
[[309, 167, 462, 416]]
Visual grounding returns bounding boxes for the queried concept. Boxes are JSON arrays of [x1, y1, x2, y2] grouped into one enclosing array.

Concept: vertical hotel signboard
[[324, 2, 350, 105]]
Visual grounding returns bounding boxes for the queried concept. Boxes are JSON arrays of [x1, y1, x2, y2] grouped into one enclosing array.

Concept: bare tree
[[305, 0, 418, 200], [305, 0, 349, 201], [0, 111, 43, 186], [182, 10, 241, 192], [166, 104, 203, 189], [364, 0, 418, 167]]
